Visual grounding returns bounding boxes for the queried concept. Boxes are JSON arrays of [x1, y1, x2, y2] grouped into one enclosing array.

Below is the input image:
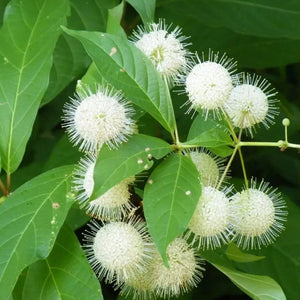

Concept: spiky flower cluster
[[61, 18, 290, 300], [131, 19, 191, 84], [63, 86, 135, 152]]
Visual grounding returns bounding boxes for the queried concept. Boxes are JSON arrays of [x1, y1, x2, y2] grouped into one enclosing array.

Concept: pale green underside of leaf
[[63, 27, 176, 133], [0, 165, 75, 299], [143, 153, 202, 263], [0, 0, 69, 173], [92, 134, 172, 200], [126, 0, 156, 25], [22, 225, 102, 300], [203, 252, 286, 300]]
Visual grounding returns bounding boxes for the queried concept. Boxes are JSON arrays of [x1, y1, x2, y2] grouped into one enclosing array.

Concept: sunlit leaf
[[144, 153, 201, 263], [63, 27, 176, 133], [0, 165, 74, 299], [92, 134, 172, 200], [0, 0, 69, 173], [22, 225, 102, 299]]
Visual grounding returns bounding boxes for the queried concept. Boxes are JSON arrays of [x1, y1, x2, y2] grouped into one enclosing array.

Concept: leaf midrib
[[85, 34, 174, 132], [7, 1, 46, 174], [164, 156, 182, 248]]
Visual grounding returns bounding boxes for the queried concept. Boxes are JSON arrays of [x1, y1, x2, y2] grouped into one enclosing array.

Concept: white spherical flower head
[[224, 73, 278, 134], [189, 149, 226, 187], [120, 268, 155, 300], [229, 179, 287, 249], [62, 86, 134, 152], [83, 218, 154, 284], [73, 155, 134, 220], [188, 186, 231, 250], [149, 238, 205, 298], [132, 20, 190, 82], [182, 51, 237, 118]]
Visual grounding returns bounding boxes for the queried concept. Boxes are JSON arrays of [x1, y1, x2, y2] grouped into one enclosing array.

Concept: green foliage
[[92, 134, 172, 199], [0, 165, 74, 299], [62, 28, 176, 133], [203, 251, 286, 300], [144, 154, 201, 264], [0, 0, 69, 173], [0, 1, 300, 299], [22, 225, 102, 299]]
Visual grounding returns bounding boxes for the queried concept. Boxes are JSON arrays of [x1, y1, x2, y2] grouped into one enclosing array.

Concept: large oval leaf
[[22, 225, 102, 300], [143, 153, 202, 263], [0, 165, 74, 299], [0, 0, 69, 173], [203, 252, 286, 300], [159, 0, 300, 40], [92, 134, 172, 200], [63, 27, 176, 133]]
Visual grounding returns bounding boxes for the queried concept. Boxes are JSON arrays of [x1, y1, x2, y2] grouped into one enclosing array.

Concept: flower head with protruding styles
[[180, 51, 237, 119], [187, 186, 232, 250], [73, 155, 134, 221], [62, 86, 134, 152], [131, 19, 191, 84], [83, 218, 154, 285], [189, 148, 227, 187], [224, 73, 278, 134], [229, 178, 287, 249], [148, 238, 205, 299]]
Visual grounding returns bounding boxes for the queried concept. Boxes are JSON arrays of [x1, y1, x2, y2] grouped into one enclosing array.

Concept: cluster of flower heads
[[61, 19, 288, 300], [132, 19, 278, 134], [187, 150, 287, 250]]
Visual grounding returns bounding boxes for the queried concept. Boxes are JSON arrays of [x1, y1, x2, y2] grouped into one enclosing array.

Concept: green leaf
[[107, 1, 126, 38], [186, 115, 233, 154], [22, 225, 102, 300], [42, 0, 119, 105], [0, 0, 69, 173], [63, 28, 176, 133], [203, 252, 286, 300], [143, 153, 202, 264], [127, 0, 156, 24], [43, 135, 81, 172], [0, 165, 75, 299], [225, 243, 265, 263], [0, 0, 9, 27], [184, 128, 233, 148], [92, 134, 172, 200], [158, 0, 300, 39]]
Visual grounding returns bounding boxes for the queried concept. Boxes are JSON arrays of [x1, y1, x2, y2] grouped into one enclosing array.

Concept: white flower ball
[[132, 20, 190, 82], [189, 149, 226, 187], [63, 86, 134, 152], [84, 218, 154, 284], [224, 73, 278, 133], [188, 186, 231, 249], [229, 179, 287, 249], [148, 238, 205, 298]]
